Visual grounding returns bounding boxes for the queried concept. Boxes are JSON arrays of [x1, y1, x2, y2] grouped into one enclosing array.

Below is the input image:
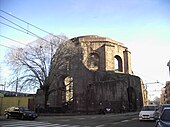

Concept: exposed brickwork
[[41, 35, 144, 112]]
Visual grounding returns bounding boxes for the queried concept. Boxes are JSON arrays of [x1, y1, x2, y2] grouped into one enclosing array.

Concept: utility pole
[[16, 77, 18, 96], [16, 69, 19, 96]]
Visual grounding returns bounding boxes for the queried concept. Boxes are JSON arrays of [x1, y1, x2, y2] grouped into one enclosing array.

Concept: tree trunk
[[42, 83, 50, 111], [44, 92, 49, 111]]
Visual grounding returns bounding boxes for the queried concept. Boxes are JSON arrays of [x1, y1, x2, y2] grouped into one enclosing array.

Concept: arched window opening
[[64, 76, 73, 103], [114, 55, 123, 72], [87, 53, 100, 71]]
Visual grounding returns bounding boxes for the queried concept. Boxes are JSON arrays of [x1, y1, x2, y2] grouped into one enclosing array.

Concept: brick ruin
[[37, 35, 144, 113]]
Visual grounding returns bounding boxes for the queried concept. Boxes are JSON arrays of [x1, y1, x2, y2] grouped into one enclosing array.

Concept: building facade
[[42, 35, 145, 112], [0, 95, 34, 115], [160, 87, 166, 104], [167, 60, 170, 77], [165, 81, 170, 104]]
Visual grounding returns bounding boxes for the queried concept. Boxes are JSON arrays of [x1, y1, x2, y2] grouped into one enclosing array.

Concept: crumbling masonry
[[43, 35, 144, 112]]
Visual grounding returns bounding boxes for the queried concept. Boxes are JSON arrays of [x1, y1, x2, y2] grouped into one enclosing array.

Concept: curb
[[0, 112, 139, 119]]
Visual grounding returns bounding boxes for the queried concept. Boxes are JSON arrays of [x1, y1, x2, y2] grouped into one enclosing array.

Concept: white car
[[139, 105, 158, 121]]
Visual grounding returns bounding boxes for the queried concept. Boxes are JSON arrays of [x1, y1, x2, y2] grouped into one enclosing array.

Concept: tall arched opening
[[64, 76, 73, 103], [114, 55, 123, 72]]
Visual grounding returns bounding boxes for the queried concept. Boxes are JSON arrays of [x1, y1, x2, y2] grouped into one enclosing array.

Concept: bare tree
[[6, 35, 79, 108]]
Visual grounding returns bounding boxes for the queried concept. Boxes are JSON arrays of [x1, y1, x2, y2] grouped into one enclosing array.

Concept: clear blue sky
[[0, 0, 170, 99]]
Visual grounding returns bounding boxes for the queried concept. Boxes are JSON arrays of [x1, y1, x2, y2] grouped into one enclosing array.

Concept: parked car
[[139, 105, 158, 121], [4, 106, 38, 120], [154, 104, 170, 120], [155, 107, 170, 127]]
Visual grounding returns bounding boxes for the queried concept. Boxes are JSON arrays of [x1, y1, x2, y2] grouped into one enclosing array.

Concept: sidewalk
[[35, 111, 139, 117]]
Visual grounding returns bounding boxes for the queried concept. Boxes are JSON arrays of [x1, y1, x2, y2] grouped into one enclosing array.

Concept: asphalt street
[[0, 112, 156, 127]]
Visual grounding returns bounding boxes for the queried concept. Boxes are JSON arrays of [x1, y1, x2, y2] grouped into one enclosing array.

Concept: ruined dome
[[70, 35, 124, 46]]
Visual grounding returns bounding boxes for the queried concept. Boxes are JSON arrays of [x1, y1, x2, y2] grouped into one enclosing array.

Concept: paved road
[[0, 113, 156, 127]]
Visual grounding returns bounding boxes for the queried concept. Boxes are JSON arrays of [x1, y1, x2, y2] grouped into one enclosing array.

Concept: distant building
[[160, 87, 166, 104], [163, 60, 170, 104], [0, 91, 35, 115], [141, 80, 148, 106], [167, 60, 170, 77], [165, 81, 170, 104]]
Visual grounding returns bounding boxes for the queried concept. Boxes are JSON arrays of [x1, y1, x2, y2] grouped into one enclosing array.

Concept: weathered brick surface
[[46, 35, 144, 112]]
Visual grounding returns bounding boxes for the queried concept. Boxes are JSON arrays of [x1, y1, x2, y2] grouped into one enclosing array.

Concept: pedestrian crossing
[[0, 120, 80, 127]]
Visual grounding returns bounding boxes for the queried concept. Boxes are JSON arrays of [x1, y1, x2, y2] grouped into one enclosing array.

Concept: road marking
[[121, 120, 129, 123], [111, 117, 137, 125], [95, 124, 105, 127], [0, 120, 79, 127], [77, 117, 85, 120]]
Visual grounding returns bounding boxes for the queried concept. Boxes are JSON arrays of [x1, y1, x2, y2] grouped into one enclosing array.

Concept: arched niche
[[87, 52, 100, 71]]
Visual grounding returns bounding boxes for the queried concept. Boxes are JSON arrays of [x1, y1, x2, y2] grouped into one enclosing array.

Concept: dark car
[[4, 106, 38, 120], [154, 104, 170, 120], [155, 107, 170, 127]]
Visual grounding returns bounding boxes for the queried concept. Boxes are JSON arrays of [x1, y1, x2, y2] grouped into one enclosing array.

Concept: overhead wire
[[0, 35, 27, 50], [0, 9, 70, 49], [0, 15, 50, 43], [0, 9, 71, 59], [0, 35, 26, 46], [0, 9, 65, 41], [0, 21, 41, 46], [0, 43, 16, 50], [0, 22, 31, 36]]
